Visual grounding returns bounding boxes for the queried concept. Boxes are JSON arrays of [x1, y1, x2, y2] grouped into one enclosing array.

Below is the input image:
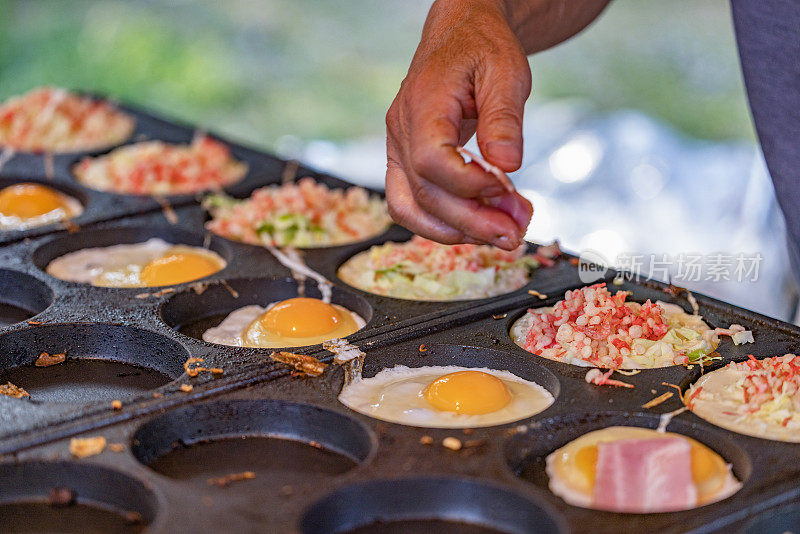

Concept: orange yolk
[[258, 297, 342, 338], [0, 183, 69, 218], [140, 252, 222, 286], [575, 440, 727, 500], [423, 370, 512, 415]]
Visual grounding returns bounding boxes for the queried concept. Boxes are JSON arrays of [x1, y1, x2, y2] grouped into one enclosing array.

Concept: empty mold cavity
[[0, 461, 158, 533], [0, 323, 187, 403], [132, 399, 373, 486], [158, 277, 373, 345], [32, 225, 232, 285], [300, 477, 564, 534], [0, 270, 52, 326], [505, 411, 750, 506]]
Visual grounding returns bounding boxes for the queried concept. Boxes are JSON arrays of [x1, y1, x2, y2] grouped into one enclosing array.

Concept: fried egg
[[203, 297, 365, 348], [546, 426, 741, 511], [0, 183, 82, 230], [45, 238, 225, 287], [338, 365, 554, 428]]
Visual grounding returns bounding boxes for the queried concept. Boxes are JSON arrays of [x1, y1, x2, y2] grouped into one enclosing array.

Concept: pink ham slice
[[593, 437, 698, 513]]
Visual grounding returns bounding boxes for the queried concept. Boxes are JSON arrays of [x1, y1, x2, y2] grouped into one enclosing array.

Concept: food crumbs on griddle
[[35, 352, 65, 367], [27, 320, 43, 325], [60, 220, 81, 234], [154, 195, 178, 224], [184, 357, 224, 377], [135, 287, 176, 299], [420, 435, 433, 445], [123, 511, 144, 525], [280, 485, 294, 496], [419, 344, 427, 352], [179, 384, 194, 392], [47, 487, 76, 507], [111, 399, 122, 410], [463, 439, 486, 450], [570, 258, 580, 266], [492, 313, 508, 320], [221, 280, 239, 298], [642, 392, 674, 409], [462, 428, 473, 435], [108, 443, 125, 453], [190, 281, 209, 295], [202, 497, 213, 507], [206, 471, 256, 488], [0, 382, 29, 398], [442, 437, 462, 451], [308, 440, 323, 449], [528, 289, 547, 300], [153, 392, 164, 398], [268, 351, 327, 377], [69, 436, 106, 458]]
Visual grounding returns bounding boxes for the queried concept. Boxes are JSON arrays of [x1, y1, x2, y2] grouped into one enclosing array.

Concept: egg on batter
[[338, 365, 554, 428], [0, 183, 82, 230], [45, 238, 225, 287], [546, 426, 741, 513], [203, 297, 365, 348]]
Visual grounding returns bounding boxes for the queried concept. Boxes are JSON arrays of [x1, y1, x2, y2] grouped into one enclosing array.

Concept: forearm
[[426, 0, 609, 56], [502, 0, 611, 54]]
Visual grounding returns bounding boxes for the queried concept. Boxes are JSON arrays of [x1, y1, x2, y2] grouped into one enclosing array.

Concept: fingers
[[483, 192, 533, 233], [474, 50, 531, 172], [385, 162, 465, 244], [406, 76, 509, 199]]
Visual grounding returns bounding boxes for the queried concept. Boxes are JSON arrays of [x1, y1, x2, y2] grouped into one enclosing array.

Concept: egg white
[[202, 302, 366, 348], [338, 365, 554, 428], [45, 238, 225, 287]]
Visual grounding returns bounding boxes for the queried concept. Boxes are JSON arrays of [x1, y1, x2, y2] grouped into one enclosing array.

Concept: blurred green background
[[0, 0, 754, 149]]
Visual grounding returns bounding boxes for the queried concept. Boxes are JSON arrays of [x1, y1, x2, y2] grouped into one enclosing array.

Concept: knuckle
[[409, 146, 438, 180], [409, 178, 436, 209]]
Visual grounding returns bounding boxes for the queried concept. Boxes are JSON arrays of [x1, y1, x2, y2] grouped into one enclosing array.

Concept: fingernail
[[485, 140, 521, 167], [492, 235, 519, 250], [480, 186, 506, 198]]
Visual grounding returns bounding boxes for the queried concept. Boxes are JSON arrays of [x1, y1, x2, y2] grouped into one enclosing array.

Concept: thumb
[[474, 52, 532, 172]]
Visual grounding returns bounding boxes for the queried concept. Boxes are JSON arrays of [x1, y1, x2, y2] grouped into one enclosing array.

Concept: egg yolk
[[423, 370, 512, 415], [576, 440, 727, 500], [0, 183, 69, 218], [258, 297, 342, 338], [140, 251, 222, 286]]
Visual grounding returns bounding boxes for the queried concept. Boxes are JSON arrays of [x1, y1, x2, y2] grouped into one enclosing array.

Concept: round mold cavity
[[0, 269, 53, 327], [0, 460, 159, 533], [158, 276, 374, 346], [0, 176, 89, 224], [506, 292, 719, 370], [341, 343, 559, 428], [0, 323, 188, 403], [505, 411, 751, 509], [335, 236, 537, 302], [32, 225, 233, 287], [742, 503, 800, 534], [300, 477, 564, 534], [131, 399, 373, 487]]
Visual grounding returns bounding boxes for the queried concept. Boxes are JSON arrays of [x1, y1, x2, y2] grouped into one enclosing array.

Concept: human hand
[[385, 0, 533, 250]]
